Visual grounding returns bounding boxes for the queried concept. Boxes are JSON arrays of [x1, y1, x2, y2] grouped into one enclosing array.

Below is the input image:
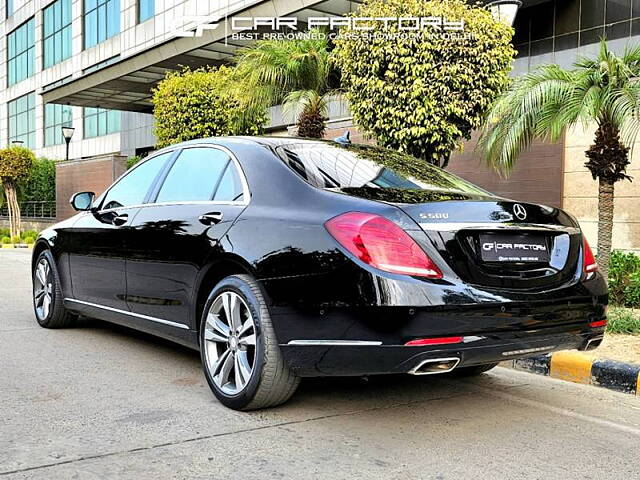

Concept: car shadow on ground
[[76, 316, 503, 410]]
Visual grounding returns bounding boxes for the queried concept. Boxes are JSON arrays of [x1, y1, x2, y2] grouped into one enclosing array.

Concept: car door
[[66, 151, 174, 310], [125, 145, 249, 327]]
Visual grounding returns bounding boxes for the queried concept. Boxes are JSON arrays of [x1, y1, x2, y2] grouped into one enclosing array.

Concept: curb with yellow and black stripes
[[511, 351, 640, 396]]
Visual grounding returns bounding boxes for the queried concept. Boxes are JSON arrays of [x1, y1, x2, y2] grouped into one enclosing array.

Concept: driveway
[[1, 249, 639, 479]]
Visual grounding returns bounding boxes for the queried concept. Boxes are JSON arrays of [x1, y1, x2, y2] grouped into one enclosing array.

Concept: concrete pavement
[[1, 248, 639, 480]]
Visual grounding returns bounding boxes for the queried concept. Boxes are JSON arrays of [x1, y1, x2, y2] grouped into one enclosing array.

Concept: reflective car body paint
[[33, 137, 607, 377]]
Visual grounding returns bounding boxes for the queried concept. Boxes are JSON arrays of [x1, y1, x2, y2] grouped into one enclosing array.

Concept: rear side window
[[274, 142, 488, 195], [156, 147, 233, 203], [214, 162, 245, 202], [101, 152, 171, 210]]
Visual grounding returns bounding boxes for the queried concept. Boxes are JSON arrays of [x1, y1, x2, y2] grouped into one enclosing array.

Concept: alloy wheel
[[34, 258, 53, 321], [203, 291, 257, 395]]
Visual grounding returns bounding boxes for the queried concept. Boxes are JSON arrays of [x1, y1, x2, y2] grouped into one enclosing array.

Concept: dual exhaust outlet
[[408, 357, 461, 375]]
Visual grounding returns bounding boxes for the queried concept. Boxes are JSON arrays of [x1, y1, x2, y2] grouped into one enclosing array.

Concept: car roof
[[156, 136, 334, 153]]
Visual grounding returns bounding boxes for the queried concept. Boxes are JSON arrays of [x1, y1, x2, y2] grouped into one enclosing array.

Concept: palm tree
[[477, 41, 640, 278], [233, 30, 336, 138]]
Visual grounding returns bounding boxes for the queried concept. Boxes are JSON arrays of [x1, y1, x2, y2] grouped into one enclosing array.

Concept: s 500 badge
[[419, 212, 449, 220]]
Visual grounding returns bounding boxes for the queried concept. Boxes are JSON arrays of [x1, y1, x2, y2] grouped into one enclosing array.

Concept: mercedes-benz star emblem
[[513, 203, 527, 220]]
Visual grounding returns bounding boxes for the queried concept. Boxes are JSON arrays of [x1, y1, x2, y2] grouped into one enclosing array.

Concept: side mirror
[[70, 191, 95, 211]]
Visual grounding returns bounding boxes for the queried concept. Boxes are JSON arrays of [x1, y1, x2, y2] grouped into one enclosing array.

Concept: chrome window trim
[[95, 199, 248, 215], [95, 143, 251, 215], [418, 222, 580, 234], [64, 298, 189, 330], [286, 340, 383, 346]]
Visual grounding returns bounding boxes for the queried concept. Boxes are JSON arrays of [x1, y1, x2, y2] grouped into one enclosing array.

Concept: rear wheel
[[33, 250, 77, 328], [200, 274, 300, 410], [449, 363, 499, 377]]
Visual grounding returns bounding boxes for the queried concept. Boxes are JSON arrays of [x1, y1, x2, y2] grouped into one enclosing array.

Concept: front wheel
[[33, 250, 77, 328], [199, 274, 300, 410]]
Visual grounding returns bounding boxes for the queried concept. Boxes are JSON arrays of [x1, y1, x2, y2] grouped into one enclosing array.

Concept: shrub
[[23, 235, 35, 245], [333, 0, 515, 167], [607, 307, 640, 334], [152, 66, 266, 149], [127, 156, 142, 170], [608, 250, 640, 307], [22, 229, 38, 239], [623, 272, 640, 308], [19, 157, 56, 203], [1, 236, 10, 244], [10, 235, 21, 244], [0, 228, 9, 237]]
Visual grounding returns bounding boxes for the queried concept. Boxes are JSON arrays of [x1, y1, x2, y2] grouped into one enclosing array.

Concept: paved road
[[1, 249, 639, 480]]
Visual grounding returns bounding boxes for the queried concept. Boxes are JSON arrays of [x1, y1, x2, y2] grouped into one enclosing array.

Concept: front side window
[[7, 18, 35, 85], [138, 0, 153, 22], [83, 107, 120, 138], [44, 104, 73, 146], [84, 0, 120, 49], [8, 93, 35, 148], [44, 0, 72, 68], [101, 152, 171, 210], [156, 148, 235, 203]]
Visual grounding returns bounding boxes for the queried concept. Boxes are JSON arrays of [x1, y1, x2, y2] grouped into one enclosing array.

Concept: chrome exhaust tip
[[579, 337, 603, 351], [408, 357, 461, 375]]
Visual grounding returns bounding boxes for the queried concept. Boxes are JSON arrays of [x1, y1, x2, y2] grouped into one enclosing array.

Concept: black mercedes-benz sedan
[[31, 136, 607, 410]]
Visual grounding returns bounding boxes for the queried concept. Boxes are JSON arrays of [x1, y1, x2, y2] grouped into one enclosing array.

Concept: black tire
[[448, 362, 499, 377], [33, 250, 77, 328], [199, 274, 300, 410]]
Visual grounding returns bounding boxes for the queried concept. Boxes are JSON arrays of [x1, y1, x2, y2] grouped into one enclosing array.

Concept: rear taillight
[[324, 212, 443, 278], [582, 236, 598, 274]]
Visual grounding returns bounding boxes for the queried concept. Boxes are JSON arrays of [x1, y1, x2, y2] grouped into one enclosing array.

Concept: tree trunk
[[297, 110, 326, 138], [3, 180, 21, 239], [584, 121, 631, 282], [596, 178, 614, 279]]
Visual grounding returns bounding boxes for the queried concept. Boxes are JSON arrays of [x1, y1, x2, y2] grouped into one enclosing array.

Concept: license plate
[[479, 234, 550, 263]]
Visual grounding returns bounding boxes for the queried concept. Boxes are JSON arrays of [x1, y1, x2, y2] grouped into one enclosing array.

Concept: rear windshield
[[274, 142, 488, 195]]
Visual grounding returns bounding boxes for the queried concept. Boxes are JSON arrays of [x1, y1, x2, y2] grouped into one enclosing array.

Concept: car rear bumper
[[279, 327, 605, 377], [263, 265, 607, 376]]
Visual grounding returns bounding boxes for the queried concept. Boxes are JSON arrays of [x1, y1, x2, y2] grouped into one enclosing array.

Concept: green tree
[[333, 0, 515, 167], [152, 65, 265, 148], [233, 30, 336, 138], [0, 146, 35, 238], [19, 157, 56, 203], [477, 41, 640, 277]]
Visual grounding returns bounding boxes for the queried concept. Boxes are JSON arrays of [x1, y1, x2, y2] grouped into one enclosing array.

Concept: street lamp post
[[486, 0, 522, 26], [61, 126, 75, 161]]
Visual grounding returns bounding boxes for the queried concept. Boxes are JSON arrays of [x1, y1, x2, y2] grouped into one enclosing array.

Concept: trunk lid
[[391, 193, 582, 290]]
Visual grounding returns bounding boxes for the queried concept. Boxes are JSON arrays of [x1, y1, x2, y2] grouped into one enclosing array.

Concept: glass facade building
[[139, 0, 154, 23], [43, 0, 72, 68], [44, 104, 73, 146], [83, 107, 121, 138], [7, 18, 35, 86], [513, 0, 640, 72], [8, 93, 35, 148], [84, 0, 120, 49]]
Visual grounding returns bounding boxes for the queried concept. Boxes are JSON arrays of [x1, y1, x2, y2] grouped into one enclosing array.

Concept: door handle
[[113, 213, 129, 226], [199, 212, 223, 225]]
